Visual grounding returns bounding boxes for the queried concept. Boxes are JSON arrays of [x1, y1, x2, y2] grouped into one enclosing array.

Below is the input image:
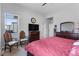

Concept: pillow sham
[[73, 40, 79, 45], [69, 40, 79, 56], [69, 46, 79, 56]]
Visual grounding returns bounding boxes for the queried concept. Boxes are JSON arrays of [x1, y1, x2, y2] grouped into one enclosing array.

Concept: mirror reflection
[[60, 22, 74, 33]]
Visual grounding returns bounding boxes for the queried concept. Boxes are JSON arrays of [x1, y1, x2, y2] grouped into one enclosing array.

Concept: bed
[[25, 32, 79, 56]]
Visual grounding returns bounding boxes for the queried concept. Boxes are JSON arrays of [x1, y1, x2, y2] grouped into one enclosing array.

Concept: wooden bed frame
[[27, 32, 79, 56], [27, 52, 34, 56]]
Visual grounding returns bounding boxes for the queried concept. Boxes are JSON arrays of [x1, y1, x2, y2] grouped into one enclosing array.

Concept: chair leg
[[4, 45, 6, 51], [9, 46, 12, 53], [17, 43, 18, 48], [20, 42, 22, 47]]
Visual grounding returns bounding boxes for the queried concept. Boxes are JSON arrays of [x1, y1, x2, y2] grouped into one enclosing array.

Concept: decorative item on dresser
[[54, 25, 57, 36]]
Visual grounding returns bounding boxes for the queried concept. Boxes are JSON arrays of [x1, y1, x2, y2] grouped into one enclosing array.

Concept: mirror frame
[[60, 22, 74, 33]]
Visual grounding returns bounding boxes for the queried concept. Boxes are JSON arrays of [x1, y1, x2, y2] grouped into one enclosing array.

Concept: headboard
[[56, 32, 79, 40]]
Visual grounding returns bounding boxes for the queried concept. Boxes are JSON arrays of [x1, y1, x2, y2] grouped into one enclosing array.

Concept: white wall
[[0, 4, 1, 51], [1, 3, 79, 48], [46, 16, 79, 36], [1, 4, 5, 48], [1, 3, 46, 47], [53, 11, 79, 33], [18, 8, 45, 38], [45, 5, 79, 36]]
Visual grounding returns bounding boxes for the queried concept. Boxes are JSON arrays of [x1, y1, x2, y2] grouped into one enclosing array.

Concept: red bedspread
[[25, 37, 75, 56]]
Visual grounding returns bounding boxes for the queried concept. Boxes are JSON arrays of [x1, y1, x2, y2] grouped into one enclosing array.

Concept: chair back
[[8, 32, 12, 40], [4, 31, 12, 43], [20, 31, 25, 39]]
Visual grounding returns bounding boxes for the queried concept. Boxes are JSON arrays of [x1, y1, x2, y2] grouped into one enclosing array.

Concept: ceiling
[[19, 3, 79, 16]]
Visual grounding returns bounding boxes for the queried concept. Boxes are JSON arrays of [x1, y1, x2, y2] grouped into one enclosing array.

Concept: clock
[[31, 17, 36, 23]]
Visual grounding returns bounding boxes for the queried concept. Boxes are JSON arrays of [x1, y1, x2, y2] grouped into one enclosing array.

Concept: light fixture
[[42, 3, 47, 6]]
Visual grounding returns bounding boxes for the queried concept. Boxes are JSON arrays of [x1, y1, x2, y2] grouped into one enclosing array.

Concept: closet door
[[49, 23, 54, 37], [47, 17, 53, 37]]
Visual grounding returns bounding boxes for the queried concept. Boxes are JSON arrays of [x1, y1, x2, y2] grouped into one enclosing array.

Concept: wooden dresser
[[56, 32, 79, 40], [29, 31, 40, 43]]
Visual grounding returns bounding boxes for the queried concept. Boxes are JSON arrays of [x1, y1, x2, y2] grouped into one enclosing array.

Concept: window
[[5, 12, 18, 33]]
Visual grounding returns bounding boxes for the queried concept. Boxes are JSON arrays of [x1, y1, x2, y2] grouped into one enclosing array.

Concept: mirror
[[60, 22, 74, 33], [5, 13, 18, 33]]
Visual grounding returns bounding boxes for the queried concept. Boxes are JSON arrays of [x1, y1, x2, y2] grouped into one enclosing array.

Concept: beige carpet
[[1, 46, 27, 56]]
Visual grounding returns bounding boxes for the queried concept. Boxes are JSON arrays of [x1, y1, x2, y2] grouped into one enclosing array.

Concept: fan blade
[[42, 3, 47, 6]]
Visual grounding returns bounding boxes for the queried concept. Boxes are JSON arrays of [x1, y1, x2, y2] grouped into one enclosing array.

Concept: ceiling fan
[[42, 3, 47, 6]]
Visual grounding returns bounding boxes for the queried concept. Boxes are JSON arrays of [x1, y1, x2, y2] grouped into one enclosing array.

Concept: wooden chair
[[4, 31, 18, 52], [20, 31, 27, 47]]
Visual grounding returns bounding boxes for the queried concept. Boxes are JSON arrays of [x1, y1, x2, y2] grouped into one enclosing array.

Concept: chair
[[4, 31, 18, 52], [20, 31, 27, 47]]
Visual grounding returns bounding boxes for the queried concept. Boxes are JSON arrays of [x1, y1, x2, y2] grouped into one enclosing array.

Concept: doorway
[[46, 17, 53, 37]]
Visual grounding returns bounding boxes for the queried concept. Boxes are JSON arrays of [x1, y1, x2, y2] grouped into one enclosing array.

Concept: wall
[[45, 5, 79, 36], [0, 4, 1, 51], [1, 4, 5, 48], [1, 3, 79, 48], [53, 11, 79, 33], [18, 7, 45, 38], [1, 3, 45, 47]]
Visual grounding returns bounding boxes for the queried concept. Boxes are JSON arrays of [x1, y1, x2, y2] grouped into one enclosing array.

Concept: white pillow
[[73, 40, 79, 45]]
